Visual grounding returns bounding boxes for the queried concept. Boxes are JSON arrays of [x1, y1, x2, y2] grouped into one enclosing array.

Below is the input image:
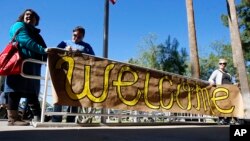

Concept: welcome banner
[[47, 48, 244, 118]]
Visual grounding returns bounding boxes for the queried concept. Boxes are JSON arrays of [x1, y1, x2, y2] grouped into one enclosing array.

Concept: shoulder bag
[[0, 28, 23, 75]]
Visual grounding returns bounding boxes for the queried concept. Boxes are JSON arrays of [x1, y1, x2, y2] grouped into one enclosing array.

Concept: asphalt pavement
[[0, 120, 229, 141]]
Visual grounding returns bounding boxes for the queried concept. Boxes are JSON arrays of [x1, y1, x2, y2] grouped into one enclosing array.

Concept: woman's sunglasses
[[219, 63, 227, 65]]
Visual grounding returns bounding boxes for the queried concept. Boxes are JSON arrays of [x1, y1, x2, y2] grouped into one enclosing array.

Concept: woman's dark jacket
[[4, 22, 47, 95]]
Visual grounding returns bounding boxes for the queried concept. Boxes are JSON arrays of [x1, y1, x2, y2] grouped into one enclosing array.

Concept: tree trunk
[[186, 0, 200, 78], [227, 0, 250, 119]]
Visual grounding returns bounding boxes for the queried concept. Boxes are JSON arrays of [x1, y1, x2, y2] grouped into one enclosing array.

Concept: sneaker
[[230, 119, 236, 125], [218, 119, 229, 125], [32, 116, 41, 122], [229, 118, 241, 125], [234, 119, 243, 125]]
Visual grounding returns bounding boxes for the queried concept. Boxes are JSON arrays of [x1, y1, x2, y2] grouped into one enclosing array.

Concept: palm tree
[[227, 0, 250, 118], [186, 0, 200, 78]]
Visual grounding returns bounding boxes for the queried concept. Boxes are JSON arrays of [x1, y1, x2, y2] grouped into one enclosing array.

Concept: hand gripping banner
[[47, 48, 244, 118]]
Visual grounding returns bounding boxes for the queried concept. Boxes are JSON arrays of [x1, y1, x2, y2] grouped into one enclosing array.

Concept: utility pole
[[227, 0, 250, 119], [103, 0, 109, 58], [186, 0, 200, 78], [101, 0, 111, 123]]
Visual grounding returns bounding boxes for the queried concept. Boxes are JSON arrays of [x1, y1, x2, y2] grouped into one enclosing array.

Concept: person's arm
[[208, 70, 217, 85], [10, 22, 46, 54], [57, 41, 67, 49], [57, 41, 74, 51]]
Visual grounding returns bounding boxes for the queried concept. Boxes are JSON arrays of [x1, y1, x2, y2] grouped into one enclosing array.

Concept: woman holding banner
[[208, 58, 240, 125], [4, 9, 47, 126]]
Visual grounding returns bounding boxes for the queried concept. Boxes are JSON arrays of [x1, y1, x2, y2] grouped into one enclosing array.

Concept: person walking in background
[[52, 26, 95, 123], [4, 9, 47, 126], [208, 58, 239, 125]]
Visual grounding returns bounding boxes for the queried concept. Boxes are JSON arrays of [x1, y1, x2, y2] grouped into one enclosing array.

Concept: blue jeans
[[0, 92, 7, 105]]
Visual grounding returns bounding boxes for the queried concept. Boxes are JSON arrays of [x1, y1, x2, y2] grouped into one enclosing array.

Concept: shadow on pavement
[[0, 126, 229, 141]]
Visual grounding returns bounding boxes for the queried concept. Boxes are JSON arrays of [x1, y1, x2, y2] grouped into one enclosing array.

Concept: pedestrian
[[208, 58, 239, 125], [52, 26, 95, 123], [4, 9, 47, 126]]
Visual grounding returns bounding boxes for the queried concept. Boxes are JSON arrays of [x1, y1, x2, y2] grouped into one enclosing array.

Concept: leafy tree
[[129, 35, 188, 75], [236, 0, 250, 60], [199, 41, 236, 81], [128, 34, 159, 69], [220, 0, 250, 83], [157, 37, 188, 75], [221, 0, 250, 62]]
